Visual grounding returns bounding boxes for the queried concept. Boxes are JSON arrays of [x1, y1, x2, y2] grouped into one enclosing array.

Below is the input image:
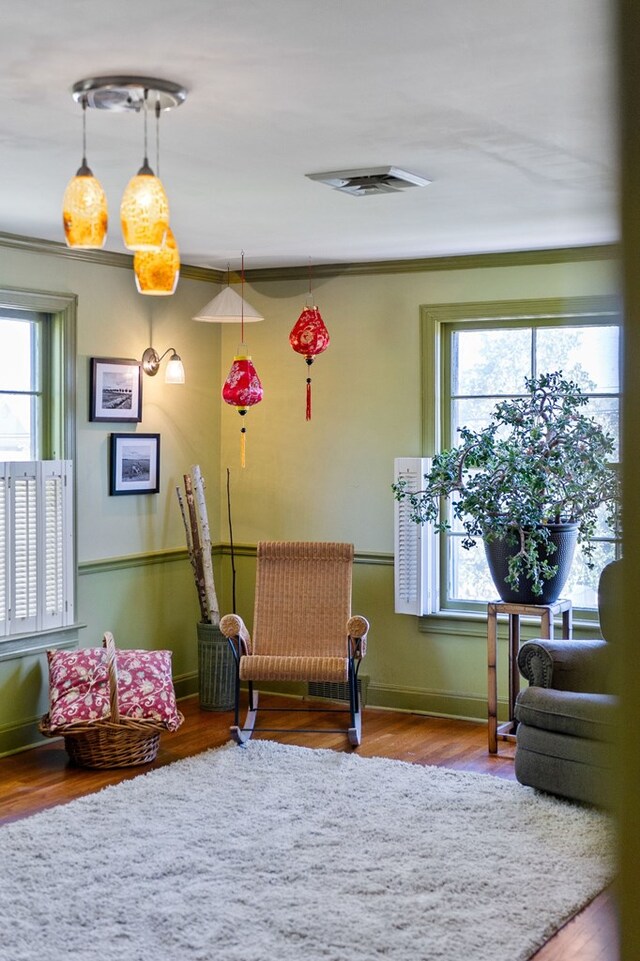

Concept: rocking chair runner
[[219, 541, 369, 745]]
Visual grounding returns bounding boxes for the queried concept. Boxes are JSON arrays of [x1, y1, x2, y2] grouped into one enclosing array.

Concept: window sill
[[0, 623, 85, 662], [418, 610, 602, 640]]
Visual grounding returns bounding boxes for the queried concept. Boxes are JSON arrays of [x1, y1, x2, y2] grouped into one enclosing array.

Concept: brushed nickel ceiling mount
[[71, 75, 188, 112]]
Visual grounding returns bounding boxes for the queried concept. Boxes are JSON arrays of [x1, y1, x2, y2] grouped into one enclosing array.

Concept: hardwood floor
[[0, 694, 618, 960]]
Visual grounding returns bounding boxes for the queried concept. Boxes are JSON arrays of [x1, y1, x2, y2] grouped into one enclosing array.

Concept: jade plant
[[393, 371, 620, 596]]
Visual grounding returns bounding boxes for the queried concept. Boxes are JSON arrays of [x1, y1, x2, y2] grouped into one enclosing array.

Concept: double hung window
[[0, 310, 45, 460], [415, 296, 621, 618], [0, 290, 76, 650]]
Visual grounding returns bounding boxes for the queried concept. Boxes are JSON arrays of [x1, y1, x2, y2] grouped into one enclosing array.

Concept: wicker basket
[[39, 632, 184, 769]]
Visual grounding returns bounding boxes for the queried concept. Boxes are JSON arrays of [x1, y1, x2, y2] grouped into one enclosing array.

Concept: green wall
[[215, 254, 617, 718], [0, 241, 618, 754], [0, 243, 223, 752]]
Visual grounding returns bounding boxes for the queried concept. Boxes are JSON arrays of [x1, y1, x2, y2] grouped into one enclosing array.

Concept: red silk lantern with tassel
[[289, 305, 330, 420], [222, 349, 263, 467]]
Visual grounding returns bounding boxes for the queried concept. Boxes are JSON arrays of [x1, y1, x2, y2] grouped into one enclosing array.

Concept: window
[[0, 310, 45, 459], [420, 296, 621, 617], [0, 288, 77, 653]]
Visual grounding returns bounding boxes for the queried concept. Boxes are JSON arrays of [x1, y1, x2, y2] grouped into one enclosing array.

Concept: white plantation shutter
[[12, 467, 38, 632], [42, 462, 74, 629], [393, 457, 438, 615], [0, 461, 73, 637]]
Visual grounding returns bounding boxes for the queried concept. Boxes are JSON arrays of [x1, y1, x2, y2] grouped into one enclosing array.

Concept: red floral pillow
[[46, 646, 182, 732], [111, 649, 182, 731]]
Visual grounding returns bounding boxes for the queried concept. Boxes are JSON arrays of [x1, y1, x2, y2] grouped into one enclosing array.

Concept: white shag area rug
[[0, 740, 614, 961]]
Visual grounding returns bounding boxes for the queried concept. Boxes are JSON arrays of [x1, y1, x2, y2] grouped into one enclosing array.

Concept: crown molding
[[0, 231, 224, 283], [237, 243, 619, 282], [0, 230, 618, 283]]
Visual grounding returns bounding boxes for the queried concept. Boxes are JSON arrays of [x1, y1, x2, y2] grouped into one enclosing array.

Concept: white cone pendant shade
[[62, 163, 108, 249], [134, 228, 180, 295], [193, 285, 264, 323], [120, 160, 169, 251]]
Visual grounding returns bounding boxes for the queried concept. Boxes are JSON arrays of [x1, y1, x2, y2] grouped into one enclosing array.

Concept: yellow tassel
[[240, 428, 246, 468]]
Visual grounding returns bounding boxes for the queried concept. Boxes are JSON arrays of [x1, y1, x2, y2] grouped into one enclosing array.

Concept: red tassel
[[306, 377, 312, 421]]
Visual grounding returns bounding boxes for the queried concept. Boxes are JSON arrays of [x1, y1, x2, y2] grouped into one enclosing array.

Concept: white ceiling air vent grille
[[306, 166, 431, 196]]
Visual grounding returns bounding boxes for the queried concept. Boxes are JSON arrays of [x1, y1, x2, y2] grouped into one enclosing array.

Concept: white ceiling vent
[[306, 166, 431, 196]]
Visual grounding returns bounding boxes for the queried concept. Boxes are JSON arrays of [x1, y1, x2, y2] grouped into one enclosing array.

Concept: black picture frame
[[90, 357, 142, 423], [109, 433, 160, 496]]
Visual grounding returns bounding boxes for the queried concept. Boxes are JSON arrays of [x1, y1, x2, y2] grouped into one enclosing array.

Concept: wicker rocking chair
[[219, 541, 369, 746]]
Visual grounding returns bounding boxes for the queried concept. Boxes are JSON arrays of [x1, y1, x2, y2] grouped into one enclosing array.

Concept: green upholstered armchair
[[513, 560, 620, 806]]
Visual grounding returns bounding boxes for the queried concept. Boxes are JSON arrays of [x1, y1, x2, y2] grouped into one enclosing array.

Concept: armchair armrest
[[518, 638, 610, 693], [347, 615, 369, 657], [219, 614, 252, 655]]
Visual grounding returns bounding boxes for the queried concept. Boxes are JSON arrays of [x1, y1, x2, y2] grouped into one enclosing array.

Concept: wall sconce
[[141, 347, 185, 384]]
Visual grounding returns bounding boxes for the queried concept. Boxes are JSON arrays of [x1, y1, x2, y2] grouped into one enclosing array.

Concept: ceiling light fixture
[[134, 227, 180, 295], [141, 346, 185, 384], [65, 76, 186, 290], [133, 103, 180, 295], [120, 90, 170, 251], [62, 95, 108, 249]]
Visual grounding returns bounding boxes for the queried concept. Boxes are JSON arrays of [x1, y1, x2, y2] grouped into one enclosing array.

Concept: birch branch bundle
[[192, 464, 219, 624], [176, 465, 220, 626], [176, 484, 206, 620]]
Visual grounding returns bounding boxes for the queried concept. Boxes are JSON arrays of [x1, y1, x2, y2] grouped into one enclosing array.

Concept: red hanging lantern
[[289, 305, 330, 420], [222, 348, 263, 467]]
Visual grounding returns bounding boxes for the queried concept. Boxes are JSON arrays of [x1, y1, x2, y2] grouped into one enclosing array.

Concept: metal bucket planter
[[197, 621, 235, 711], [484, 523, 578, 605]]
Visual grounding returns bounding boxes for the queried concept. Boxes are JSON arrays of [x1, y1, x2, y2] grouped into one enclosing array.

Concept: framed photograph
[[90, 357, 142, 423], [110, 433, 160, 496]]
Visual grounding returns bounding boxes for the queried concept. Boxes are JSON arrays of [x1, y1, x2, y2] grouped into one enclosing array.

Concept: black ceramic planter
[[483, 523, 578, 605]]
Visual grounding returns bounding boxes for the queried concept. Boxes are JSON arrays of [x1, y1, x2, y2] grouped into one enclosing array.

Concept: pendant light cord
[[81, 96, 87, 166], [241, 250, 245, 344], [155, 97, 161, 177], [307, 256, 314, 306], [143, 88, 149, 166]]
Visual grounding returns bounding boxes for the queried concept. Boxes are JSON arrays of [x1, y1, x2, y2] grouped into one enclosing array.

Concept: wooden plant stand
[[487, 598, 572, 754]]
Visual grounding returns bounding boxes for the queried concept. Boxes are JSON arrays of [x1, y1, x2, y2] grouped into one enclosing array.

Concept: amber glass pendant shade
[[120, 160, 169, 251], [134, 228, 180, 295], [62, 163, 108, 249]]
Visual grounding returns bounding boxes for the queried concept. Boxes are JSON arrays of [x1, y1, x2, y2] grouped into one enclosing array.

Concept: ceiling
[[0, 0, 617, 270]]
